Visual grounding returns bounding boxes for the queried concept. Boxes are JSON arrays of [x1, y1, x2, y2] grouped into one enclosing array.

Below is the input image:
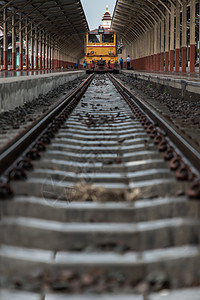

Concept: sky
[[80, 0, 116, 30]]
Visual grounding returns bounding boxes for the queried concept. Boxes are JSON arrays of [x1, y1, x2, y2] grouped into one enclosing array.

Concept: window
[[89, 34, 100, 43], [102, 34, 114, 43]]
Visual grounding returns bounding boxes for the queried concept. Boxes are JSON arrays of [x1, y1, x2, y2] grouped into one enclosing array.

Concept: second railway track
[[0, 73, 200, 297]]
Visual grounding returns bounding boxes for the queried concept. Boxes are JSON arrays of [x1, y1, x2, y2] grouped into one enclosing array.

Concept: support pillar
[[3, 8, 8, 70], [48, 36, 50, 69], [157, 22, 161, 71], [54, 43, 57, 69], [58, 47, 60, 68], [12, 15, 16, 70], [42, 33, 45, 69], [58, 45, 59, 68], [25, 19, 29, 70], [170, 5, 175, 71], [54, 41, 58, 69], [39, 31, 42, 69], [30, 24, 34, 69], [150, 28, 154, 70], [19, 16, 23, 70], [47, 35, 50, 69], [46, 34, 49, 69], [50, 37, 52, 69], [35, 28, 38, 69], [51, 38, 54, 69], [61, 52, 63, 68], [147, 30, 151, 70], [146, 31, 148, 70], [57, 47, 59, 68], [175, 0, 180, 72], [153, 25, 157, 70], [49, 35, 51, 69], [54, 41, 57, 69], [165, 12, 169, 72], [182, 0, 187, 72], [190, 0, 195, 73], [199, 0, 200, 74], [160, 18, 164, 71], [49, 37, 51, 69]]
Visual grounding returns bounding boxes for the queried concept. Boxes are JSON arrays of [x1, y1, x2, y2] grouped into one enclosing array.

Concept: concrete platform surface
[[0, 70, 85, 111], [121, 70, 200, 101], [121, 69, 200, 82], [0, 69, 77, 79], [1, 288, 200, 300]]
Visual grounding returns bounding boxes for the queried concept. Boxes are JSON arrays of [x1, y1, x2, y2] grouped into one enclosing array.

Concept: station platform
[[1, 287, 200, 300], [0, 69, 80, 79], [0, 70, 85, 112], [121, 70, 200, 101]]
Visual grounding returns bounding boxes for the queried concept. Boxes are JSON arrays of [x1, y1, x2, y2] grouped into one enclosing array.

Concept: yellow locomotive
[[84, 6, 119, 73]]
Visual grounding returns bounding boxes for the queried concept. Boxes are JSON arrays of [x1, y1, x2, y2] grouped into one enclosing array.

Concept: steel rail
[[109, 73, 200, 174], [0, 73, 95, 177]]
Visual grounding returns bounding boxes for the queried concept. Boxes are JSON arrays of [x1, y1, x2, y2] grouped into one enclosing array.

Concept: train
[[84, 26, 119, 74]]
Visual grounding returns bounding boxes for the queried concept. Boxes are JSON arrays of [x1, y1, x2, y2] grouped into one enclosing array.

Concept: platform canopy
[[112, 0, 181, 43], [0, 0, 89, 58]]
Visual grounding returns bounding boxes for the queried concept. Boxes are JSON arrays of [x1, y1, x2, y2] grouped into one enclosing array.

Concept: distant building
[[101, 5, 112, 29]]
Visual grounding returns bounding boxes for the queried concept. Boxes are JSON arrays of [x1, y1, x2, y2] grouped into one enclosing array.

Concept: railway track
[[0, 73, 200, 298]]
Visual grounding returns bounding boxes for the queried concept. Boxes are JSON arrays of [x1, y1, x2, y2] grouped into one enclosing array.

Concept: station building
[[1, 1, 200, 74]]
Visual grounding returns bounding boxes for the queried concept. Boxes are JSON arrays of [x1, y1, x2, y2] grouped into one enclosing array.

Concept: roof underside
[[0, 0, 89, 58], [111, 0, 187, 44]]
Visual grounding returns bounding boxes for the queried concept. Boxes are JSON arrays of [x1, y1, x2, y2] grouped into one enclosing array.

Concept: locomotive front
[[84, 27, 119, 74]]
